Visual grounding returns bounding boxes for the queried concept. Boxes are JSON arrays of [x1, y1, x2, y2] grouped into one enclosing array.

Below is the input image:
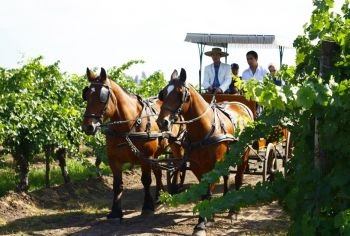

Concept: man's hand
[[215, 87, 223, 93]]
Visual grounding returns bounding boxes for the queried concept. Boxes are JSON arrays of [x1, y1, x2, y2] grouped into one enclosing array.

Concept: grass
[[29, 158, 112, 192], [0, 157, 112, 197], [0, 168, 17, 196], [0, 156, 17, 196]]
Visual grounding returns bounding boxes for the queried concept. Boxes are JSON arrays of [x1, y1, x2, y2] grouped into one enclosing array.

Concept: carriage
[[163, 33, 293, 188]]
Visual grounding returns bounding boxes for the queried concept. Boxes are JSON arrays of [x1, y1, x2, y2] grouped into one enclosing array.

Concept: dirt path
[[0, 169, 289, 235]]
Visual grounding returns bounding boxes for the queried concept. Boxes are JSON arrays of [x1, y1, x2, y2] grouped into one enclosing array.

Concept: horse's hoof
[[154, 197, 161, 205], [155, 203, 164, 211], [205, 218, 215, 227], [141, 209, 155, 216], [106, 212, 123, 223], [192, 229, 206, 236], [228, 210, 238, 222]]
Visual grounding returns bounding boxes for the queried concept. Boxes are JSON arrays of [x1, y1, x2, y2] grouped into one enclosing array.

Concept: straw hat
[[204, 47, 229, 57]]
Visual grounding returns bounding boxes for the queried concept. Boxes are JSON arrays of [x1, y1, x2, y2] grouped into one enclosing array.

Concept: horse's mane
[[107, 78, 137, 99]]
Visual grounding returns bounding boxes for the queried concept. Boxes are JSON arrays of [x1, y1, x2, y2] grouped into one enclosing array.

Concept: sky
[[0, 0, 344, 85]]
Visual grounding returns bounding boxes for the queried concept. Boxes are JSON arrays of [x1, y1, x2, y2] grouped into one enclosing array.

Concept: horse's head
[[82, 67, 112, 135], [157, 68, 190, 131]]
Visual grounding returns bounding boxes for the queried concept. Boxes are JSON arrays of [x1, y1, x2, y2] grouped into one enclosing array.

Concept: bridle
[[83, 79, 112, 121], [159, 81, 191, 124]]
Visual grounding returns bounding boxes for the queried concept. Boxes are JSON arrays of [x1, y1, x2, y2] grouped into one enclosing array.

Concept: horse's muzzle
[[82, 122, 100, 135], [156, 118, 171, 132]]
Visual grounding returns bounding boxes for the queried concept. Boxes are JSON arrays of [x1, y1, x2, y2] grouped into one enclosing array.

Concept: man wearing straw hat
[[202, 47, 232, 94]]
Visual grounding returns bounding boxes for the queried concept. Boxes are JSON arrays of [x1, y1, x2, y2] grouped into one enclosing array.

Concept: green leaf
[[296, 86, 316, 109]]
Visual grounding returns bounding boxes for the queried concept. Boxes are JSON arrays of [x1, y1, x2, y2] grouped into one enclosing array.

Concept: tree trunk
[[14, 144, 29, 192], [44, 145, 54, 188], [56, 148, 70, 184]]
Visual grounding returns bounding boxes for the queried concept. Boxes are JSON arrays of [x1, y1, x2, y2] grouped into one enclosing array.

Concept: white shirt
[[241, 65, 268, 81]]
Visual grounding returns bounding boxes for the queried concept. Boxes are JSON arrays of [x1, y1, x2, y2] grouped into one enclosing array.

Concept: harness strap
[[186, 133, 236, 150], [216, 104, 237, 130], [102, 129, 164, 140], [143, 100, 153, 132], [124, 135, 186, 172]]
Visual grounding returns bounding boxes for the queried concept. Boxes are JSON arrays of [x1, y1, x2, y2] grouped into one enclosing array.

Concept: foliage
[[294, 0, 350, 82], [85, 132, 108, 165], [0, 57, 84, 157], [161, 0, 350, 235], [137, 71, 167, 97], [108, 60, 144, 94]]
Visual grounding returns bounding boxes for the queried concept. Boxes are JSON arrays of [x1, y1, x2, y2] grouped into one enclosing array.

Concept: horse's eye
[[82, 86, 89, 101]]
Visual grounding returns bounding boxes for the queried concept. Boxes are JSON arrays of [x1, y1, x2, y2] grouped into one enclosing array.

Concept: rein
[[173, 94, 216, 125], [99, 114, 158, 128]]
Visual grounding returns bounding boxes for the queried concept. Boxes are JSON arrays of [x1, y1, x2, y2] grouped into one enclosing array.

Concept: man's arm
[[202, 66, 211, 90], [219, 64, 232, 92]]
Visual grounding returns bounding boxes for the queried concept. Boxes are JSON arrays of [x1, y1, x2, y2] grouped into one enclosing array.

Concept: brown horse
[[156, 69, 253, 235], [82, 68, 182, 220]]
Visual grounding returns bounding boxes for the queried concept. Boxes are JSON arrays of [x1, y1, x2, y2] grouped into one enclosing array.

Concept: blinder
[[158, 89, 164, 101], [158, 82, 190, 103], [83, 81, 112, 120], [82, 86, 89, 101], [82, 85, 110, 104], [99, 85, 110, 103]]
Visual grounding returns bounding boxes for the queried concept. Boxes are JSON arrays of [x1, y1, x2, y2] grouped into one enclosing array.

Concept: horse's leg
[[169, 144, 185, 194], [193, 185, 214, 236], [223, 175, 229, 195], [228, 148, 250, 221], [152, 166, 164, 204], [107, 162, 123, 220], [235, 148, 250, 190], [223, 174, 239, 221], [190, 166, 214, 236], [141, 163, 155, 214]]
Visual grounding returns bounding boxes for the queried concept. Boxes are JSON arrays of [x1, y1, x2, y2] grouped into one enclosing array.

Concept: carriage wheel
[[166, 162, 187, 194], [262, 143, 277, 182]]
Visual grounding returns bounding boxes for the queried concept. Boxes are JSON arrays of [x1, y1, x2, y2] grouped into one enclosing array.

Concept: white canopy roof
[[184, 33, 290, 49]]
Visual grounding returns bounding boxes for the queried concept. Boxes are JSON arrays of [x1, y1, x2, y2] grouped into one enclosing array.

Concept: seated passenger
[[227, 63, 242, 94], [268, 63, 284, 86], [202, 48, 231, 94], [242, 50, 268, 81]]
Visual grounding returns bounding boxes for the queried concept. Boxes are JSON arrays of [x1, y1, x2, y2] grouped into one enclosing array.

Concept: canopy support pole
[[279, 46, 285, 68], [198, 43, 205, 93]]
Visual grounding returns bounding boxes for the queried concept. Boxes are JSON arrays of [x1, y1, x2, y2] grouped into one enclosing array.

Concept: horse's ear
[[179, 68, 187, 82], [86, 67, 96, 81], [170, 70, 178, 80], [100, 67, 107, 81]]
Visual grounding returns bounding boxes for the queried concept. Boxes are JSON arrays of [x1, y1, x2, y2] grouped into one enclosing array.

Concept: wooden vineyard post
[[314, 40, 340, 175]]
